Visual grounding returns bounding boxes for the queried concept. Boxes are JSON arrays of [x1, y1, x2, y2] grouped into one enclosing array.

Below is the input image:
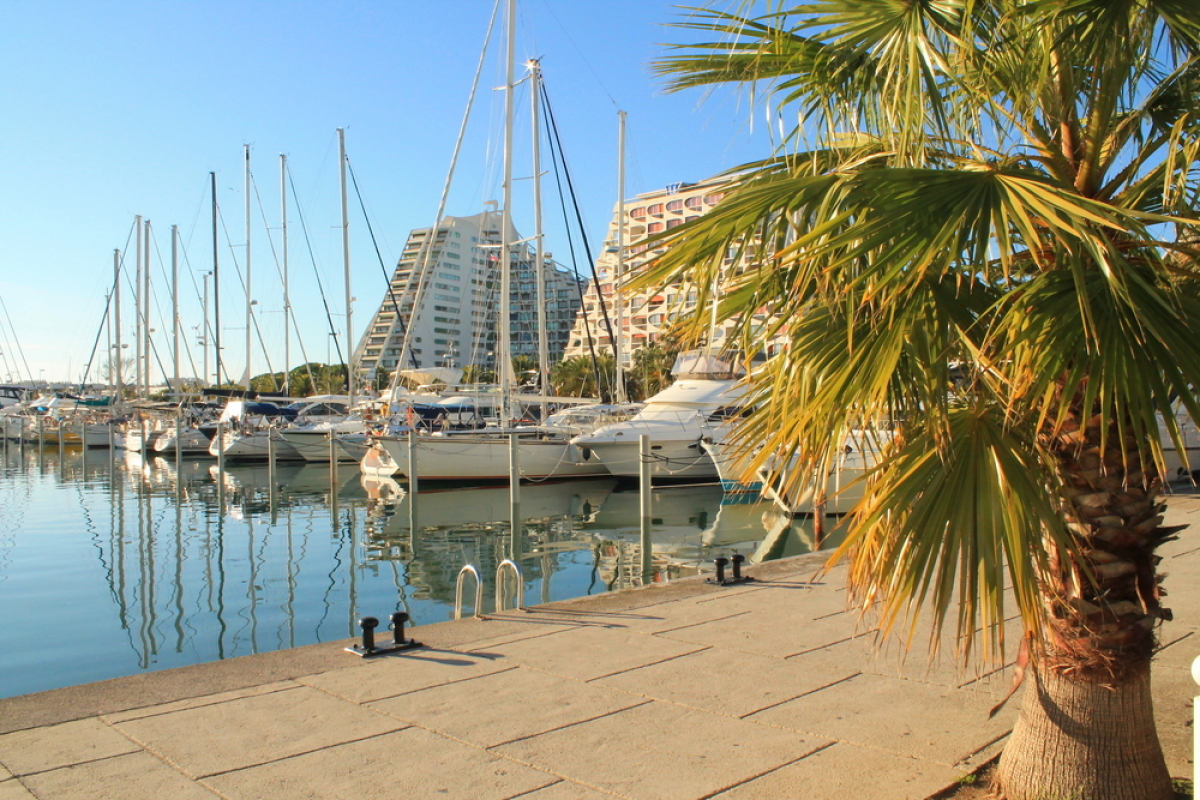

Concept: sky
[[0, 0, 772, 387]]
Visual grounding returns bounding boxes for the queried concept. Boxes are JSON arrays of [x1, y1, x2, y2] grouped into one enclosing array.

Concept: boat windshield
[[670, 349, 745, 380]]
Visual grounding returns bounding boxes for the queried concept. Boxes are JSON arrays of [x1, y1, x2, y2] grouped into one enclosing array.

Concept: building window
[[666, 200, 684, 212]]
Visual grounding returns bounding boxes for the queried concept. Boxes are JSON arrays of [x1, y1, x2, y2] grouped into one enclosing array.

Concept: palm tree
[[551, 354, 616, 398], [646, 3, 1200, 799], [630, 341, 677, 401]]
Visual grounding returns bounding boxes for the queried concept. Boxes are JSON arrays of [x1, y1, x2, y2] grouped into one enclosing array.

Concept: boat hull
[[209, 430, 303, 461], [376, 433, 610, 481], [153, 426, 213, 456], [580, 437, 717, 480], [278, 429, 364, 462]]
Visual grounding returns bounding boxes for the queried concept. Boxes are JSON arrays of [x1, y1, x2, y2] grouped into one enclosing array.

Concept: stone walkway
[[2, 493, 1198, 800]]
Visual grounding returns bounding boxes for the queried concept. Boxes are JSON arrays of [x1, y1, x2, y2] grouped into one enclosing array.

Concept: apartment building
[[353, 210, 585, 382], [564, 176, 777, 363]]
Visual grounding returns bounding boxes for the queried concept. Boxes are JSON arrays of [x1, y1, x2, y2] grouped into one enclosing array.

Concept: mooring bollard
[[708, 554, 753, 587], [358, 616, 380, 653], [344, 612, 422, 657], [390, 611, 418, 648]]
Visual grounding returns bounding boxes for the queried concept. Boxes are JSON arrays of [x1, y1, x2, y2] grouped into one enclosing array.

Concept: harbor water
[[0, 440, 839, 699]]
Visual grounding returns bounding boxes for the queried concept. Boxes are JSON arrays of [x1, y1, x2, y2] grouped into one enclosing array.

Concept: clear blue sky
[[0, 0, 769, 386]]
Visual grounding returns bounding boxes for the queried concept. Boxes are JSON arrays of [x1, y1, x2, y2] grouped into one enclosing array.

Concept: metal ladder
[[454, 559, 525, 620]]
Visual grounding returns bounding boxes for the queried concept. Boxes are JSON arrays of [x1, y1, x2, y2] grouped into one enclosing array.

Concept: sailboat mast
[[144, 219, 151, 396], [531, 58, 549, 421], [171, 224, 179, 394], [113, 248, 123, 400], [134, 214, 142, 400], [211, 171, 221, 388], [498, 0, 516, 423], [615, 111, 628, 404], [201, 272, 210, 386], [338, 127, 354, 407], [244, 144, 252, 390], [280, 153, 290, 397]]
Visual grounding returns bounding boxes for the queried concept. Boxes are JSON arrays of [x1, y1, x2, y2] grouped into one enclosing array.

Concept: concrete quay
[[2, 495, 1199, 800]]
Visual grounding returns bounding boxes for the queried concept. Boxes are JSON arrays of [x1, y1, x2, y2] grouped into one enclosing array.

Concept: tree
[[249, 372, 282, 393], [551, 354, 617, 399], [629, 341, 677, 401], [646, 3, 1200, 798], [461, 364, 497, 385]]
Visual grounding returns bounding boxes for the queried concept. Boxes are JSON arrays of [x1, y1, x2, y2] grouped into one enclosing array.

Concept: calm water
[[0, 440, 835, 699]]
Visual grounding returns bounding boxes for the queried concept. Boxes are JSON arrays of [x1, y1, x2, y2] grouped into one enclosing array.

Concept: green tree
[[551, 354, 617, 399], [511, 354, 540, 388], [249, 372, 282, 393], [461, 364, 497, 385], [647, 3, 1200, 798], [629, 341, 677, 401]]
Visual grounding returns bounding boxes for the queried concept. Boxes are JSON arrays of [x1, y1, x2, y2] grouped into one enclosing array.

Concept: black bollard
[[358, 616, 380, 653], [731, 553, 745, 582], [713, 557, 729, 584], [345, 611, 422, 658], [390, 611, 410, 646]]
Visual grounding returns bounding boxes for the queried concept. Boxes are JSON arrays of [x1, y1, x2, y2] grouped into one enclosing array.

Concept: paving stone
[[112, 685, 405, 778], [416, 616, 578, 650], [594, 646, 858, 717], [711, 741, 963, 800], [610, 583, 851, 634], [495, 701, 825, 800], [103, 681, 298, 724], [533, 598, 753, 636], [515, 779, 624, 799], [369, 666, 646, 747], [795, 625, 1017, 690], [0, 718, 139, 776], [747, 672, 1012, 766], [298, 648, 515, 703], [0, 641, 364, 735], [656, 605, 874, 659], [204, 727, 555, 800], [0, 764, 11, 781], [19, 752, 221, 800], [728, 581, 852, 621], [464, 625, 706, 681], [1155, 630, 1200, 671], [1150, 663, 1195, 779], [0, 781, 35, 800]]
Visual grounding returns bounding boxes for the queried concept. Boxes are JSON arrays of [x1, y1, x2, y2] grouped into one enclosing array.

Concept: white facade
[[564, 178, 782, 363], [353, 211, 585, 382]]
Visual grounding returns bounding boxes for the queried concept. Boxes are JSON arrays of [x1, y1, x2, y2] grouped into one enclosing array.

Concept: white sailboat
[[363, 5, 609, 483]]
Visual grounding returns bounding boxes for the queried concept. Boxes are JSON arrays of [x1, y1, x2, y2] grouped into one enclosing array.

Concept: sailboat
[[363, 3, 610, 482]]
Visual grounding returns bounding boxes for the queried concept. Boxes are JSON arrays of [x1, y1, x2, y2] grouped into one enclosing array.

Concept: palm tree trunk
[[997, 661, 1172, 800], [997, 403, 1178, 799]]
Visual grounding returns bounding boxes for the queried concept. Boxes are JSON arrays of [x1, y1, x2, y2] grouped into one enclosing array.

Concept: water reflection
[[0, 438, 841, 698]]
